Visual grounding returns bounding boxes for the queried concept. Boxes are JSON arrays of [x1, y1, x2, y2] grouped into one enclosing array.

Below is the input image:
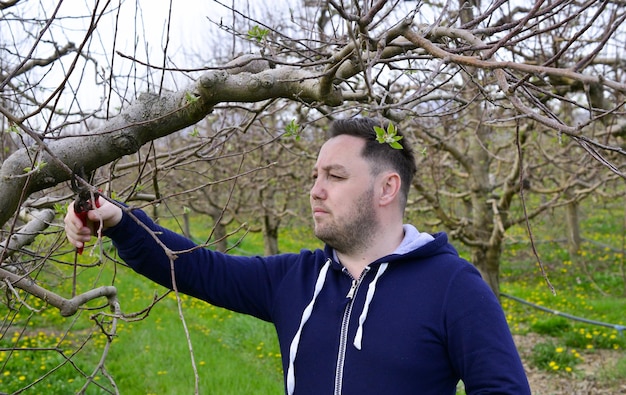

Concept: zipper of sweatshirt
[[333, 267, 369, 395]]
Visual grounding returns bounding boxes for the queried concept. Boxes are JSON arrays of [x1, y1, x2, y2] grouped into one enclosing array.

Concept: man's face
[[310, 135, 378, 254]]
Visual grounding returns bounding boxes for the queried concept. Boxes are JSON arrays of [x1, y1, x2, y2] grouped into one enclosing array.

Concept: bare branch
[[0, 208, 55, 258], [1, 268, 118, 317]]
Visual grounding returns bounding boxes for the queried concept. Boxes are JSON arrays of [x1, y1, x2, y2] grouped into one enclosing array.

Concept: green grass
[[0, 264, 284, 394], [103, 294, 283, 394], [0, 229, 285, 394], [500, 202, 626, 380], [529, 341, 583, 374], [599, 355, 626, 383], [1, 202, 626, 392]]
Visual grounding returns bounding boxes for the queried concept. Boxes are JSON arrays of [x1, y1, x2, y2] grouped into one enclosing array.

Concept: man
[[65, 117, 531, 394]]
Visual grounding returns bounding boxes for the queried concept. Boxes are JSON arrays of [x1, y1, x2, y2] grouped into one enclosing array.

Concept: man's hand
[[64, 198, 123, 250]]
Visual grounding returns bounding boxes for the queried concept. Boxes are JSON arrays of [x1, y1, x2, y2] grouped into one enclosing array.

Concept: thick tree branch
[[0, 63, 344, 228], [0, 0, 19, 10], [1, 269, 118, 317]]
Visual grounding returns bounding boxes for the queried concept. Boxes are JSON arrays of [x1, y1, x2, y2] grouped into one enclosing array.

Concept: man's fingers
[[64, 202, 93, 248], [64, 198, 123, 249]]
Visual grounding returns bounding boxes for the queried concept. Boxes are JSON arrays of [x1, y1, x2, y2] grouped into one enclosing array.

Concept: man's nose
[[310, 178, 325, 200]]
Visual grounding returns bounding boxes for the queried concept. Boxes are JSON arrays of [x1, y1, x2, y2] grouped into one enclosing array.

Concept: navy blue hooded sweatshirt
[[105, 208, 530, 395]]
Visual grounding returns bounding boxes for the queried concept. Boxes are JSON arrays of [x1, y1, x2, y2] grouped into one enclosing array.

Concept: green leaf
[[23, 160, 47, 173], [374, 126, 386, 143], [248, 25, 269, 42], [284, 119, 302, 141], [374, 123, 404, 150], [7, 124, 21, 135]]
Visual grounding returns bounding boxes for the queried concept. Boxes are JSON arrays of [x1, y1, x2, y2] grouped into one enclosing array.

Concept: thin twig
[[516, 123, 556, 295]]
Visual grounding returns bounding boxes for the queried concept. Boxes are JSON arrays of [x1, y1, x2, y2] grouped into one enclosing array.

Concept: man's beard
[[314, 187, 378, 255]]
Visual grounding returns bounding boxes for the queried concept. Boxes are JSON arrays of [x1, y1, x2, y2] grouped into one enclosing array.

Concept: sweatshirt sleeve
[[443, 265, 531, 394], [103, 208, 289, 322]]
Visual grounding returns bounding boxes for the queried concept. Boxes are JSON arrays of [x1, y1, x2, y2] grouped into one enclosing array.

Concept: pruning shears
[[70, 168, 101, 254]]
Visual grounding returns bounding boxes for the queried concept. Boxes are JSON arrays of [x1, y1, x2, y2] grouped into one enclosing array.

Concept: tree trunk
[[454, 0, 506, 297], [209, 215, 229, 252], [471, 240, 504, 297], [468, 122, 500, 295], [213, 222, 229, 252], [263, 214, 280, 256], [565, 200, 581, 258], [182, 211, 192, 239]]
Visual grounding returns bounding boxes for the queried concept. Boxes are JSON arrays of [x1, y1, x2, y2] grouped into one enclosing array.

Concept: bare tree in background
[[1, 0, 625, 392]]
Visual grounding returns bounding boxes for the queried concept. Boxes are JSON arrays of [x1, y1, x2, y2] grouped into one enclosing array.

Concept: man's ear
[[378, 172, 401, 207]]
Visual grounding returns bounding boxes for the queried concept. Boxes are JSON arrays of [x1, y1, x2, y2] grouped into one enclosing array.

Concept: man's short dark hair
[[328, 117, 417, 207]]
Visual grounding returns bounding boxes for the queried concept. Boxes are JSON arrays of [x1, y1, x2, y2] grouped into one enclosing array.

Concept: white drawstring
[[353, 263, 388, 350], [286, 259, 331, 395]]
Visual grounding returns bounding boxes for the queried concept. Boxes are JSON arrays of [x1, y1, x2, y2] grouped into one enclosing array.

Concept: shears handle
[[74, 195, 101, 254]]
